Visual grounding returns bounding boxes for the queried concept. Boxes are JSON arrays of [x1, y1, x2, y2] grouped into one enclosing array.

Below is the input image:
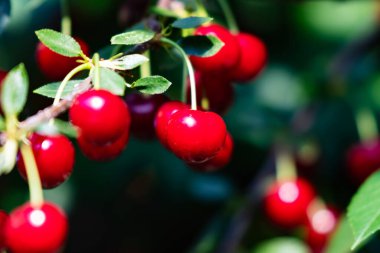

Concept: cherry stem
[[140, 50, 151, 78], [160, 37, 197, 110], [53, 62, 92, 106], [275, 147, 297, 182], [60, 0, 71, 35], [355, 107, 378, 143], [216, 0, 239, 33], [20, 143, 44, 207], [93, 53, 101, 90]]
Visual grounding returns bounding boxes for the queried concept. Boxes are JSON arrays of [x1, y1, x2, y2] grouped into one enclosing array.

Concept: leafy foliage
[[348, 171, 380, 250], [1, 63, 28, 116], [132, 76, 172, 94], [35, 29, 83, 57], [178, 35, 224, 57]]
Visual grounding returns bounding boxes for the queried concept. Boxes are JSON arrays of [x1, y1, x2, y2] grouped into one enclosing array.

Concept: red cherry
[[125, 93, 168, 140], [229, 33, 267, 82], [36, 37, 89, 81], [186, 71, 234, 115], [17, 133, 75, 189], [0, 210, 8, 251], [264, 178, 315, 228], [0, 70, 6, 84], [154, 101, 189, 148], [189, 132, 233, 171], [69, 89, 131, 144], [78, 129, 129, 161], [5, 202, 67, 253], [305, 205, 339, 253], [166, 109, 227, 163], [346, 139, 380, 184], [190, 24, 240, 72]]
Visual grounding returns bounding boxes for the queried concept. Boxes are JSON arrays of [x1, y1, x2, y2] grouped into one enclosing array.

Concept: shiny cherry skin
[[0, 210, 8, 251], [346, 139, 380, 185], [5, 202, 68, 253], [17, 133, 75, 189], [190, 132, 233, 171], [305, 205, 339, 253], [166, 109, 227, 163], [78, 129, 129, 161], [229, 32, 267, 82], [125, 93, 168, 140], [187, 71, 234, 115], [154, 101, 189, 148], [36, 38, 89, 81], [264, 178, 315, 228], [190, 24, 240, 72], [69, 89, 131, 145]]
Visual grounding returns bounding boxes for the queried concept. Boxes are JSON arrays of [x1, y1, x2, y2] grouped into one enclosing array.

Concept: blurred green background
[[1, 0, 380, 252]]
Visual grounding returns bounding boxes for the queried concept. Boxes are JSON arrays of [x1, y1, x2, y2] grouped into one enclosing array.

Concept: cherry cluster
[[188, 23, 267, 114], [264, 177, 339, 252]]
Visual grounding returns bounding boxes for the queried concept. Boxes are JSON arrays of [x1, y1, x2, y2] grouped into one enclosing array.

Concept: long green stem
[[60, 0, 71, 35], [20, 143, 44, 207], [355, 107, 378, 143], [216, 0, 239, 33], [275, 148, 297, 182], [93, 53, 100, 90], [160, 37, 197, 110], [53, 63, 91, 106], [140, 50, 151, 78]]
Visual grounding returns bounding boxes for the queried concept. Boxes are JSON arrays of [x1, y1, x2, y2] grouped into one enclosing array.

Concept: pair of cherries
[[155, 101, 233, 171], [186, 24, 267, 114], [70, 89, 131, 161], [0, 202, 67, 253], [264, 178, 339, 252]]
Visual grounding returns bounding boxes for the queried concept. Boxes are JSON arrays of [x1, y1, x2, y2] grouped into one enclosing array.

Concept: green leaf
[[132, 76, 172, 95], [35, 29, 82, 57], [96, 68, 126, 96], [325, 216, 355, 253], [1, 63, 28, 116], [34, 80, 83, 98], [149, 6, 179, 18], [172, 16, 213, 29], [101, 54, 149, 70], [178, 35, 224, 57], [53, 119, 78, 138], [0, 116, 5, 131], [348, 170, 380, 250], [111, 30, 155, 45], [253, 237, 311, 253]]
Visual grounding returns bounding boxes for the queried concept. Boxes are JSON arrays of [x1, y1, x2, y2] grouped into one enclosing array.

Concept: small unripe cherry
[[189, 132, 233, 171], [0, 210, 8, 251], [69, 89, 131, 145], [154, 101, 189, 148], [17, 133, 75, 189], [5, 202, 68, 253], [263, 178, 315, 228], [229, 32, 267, 82], [190, 24, 240, 72], [36, 37, 89, 80], [166, 109, 227, 163], [125, 93, 168, 140], [78, 130, 129, 161]]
